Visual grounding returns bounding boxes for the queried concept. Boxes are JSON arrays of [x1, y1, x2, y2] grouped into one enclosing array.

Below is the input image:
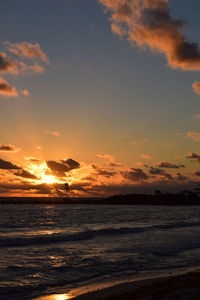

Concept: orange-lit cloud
[[129, 138, 147, 145], [97, 153, 116, 162], [21, 89, 30, 96], [186, 152, 200, 162], [140, 154, 152, 159], [193, 113, 200, 119], [192, 82, 200, 95], [0, 52, 44, 75], [186, 131, 200, 142], [176, 132, 182, 136], [0, 77, 18, 97], [122, 168, 149, 182], [0, 41, 48, 98], [44, 130, 61, 137], [98, 0, 200, 71], [6, 41, 49, 63], [36, 145, 44, 151], [0, 144, 20, 152], [97, 153, 123, 167], [0, 153, 197, 197]]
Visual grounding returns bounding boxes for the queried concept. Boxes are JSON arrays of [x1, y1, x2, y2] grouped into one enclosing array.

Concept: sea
[[1, 203, 200, 299]]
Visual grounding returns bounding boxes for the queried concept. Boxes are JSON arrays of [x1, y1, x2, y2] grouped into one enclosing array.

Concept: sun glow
[[26, 161, 63, 184]]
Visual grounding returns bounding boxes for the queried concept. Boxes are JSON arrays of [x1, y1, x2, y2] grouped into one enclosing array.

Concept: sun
[[40, 174, 59, 184], [26, 161, 62, 184]]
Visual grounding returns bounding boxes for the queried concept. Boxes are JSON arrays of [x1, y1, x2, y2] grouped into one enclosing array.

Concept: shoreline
[[33, 267, 200, 300]]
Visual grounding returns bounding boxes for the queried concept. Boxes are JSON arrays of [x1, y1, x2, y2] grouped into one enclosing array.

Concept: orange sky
[[0, 0, 200, 197]]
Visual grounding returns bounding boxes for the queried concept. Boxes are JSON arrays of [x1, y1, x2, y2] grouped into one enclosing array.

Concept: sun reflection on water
[[33, 294, 70, 300]]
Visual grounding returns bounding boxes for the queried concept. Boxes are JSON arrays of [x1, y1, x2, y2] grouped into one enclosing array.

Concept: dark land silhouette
[[1, 188, 200, 205]]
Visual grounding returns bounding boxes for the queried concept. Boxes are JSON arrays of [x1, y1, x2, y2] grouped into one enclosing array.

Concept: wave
[[1, 221, 200, 248]]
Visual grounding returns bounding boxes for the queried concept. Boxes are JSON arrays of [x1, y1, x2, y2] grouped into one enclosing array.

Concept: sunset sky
[[0, 0, 200, 197]]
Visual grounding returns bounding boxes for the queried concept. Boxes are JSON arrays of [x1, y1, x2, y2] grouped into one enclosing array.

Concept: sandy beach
[[33, 269, 200, 300], [72, 270, 200, 300]]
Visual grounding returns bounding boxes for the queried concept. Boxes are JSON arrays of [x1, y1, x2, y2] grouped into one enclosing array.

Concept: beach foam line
[[31, 267, 200, 300]]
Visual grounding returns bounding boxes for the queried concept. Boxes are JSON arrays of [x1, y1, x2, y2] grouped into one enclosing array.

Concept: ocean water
[[1, 204, 200, 299]]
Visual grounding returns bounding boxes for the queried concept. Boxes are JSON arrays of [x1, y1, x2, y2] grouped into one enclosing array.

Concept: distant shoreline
[[1, 192, 200, 205]]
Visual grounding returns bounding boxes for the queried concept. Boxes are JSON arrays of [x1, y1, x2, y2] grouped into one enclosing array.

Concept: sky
[[0, 0, 200, 197]]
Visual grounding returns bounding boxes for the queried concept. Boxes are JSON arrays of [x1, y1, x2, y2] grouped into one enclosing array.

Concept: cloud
[[186, 131, 200, 142], [0, 52, 44, 75], [122, 168, 149, 182], [0, 41, 48, 98], [61, 158, 80, 171], [21, 89, 30, 96], [97, 153, 123, 167], [193, 113, 200, 120], [25, 156, 40, 163], [0, 182, 52, 195], [0, 52, 18, 74], [44, 130, 61, 137], [140, 154, 152, 159], [129, 138, 147, 145], [97, 153, 116, 162], [0, 158, 20, 170], [176, 173, 188, 181], [0, 144, 20, 152], [92, 165, 116, 178], [0, 77, 18, 97], [192, 82, 200, 95], [155, 161, 185, 169], [98, 0, 200, 71], [150, 167, 173, 180], [176, 132, 182, 136], [36, 145, 44, 151], [186, 152, 200, 162], [46, 160, 69, 176], [14, 169, 39, 180], [6, 41, 49, 63], [135, 161, 149, 168]]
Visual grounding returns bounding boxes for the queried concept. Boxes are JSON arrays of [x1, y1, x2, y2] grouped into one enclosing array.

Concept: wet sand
[[72, 271, 200, 300], [34, 269, 200, 300]]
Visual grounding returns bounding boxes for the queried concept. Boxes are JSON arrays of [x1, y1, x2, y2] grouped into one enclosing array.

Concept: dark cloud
[[47, 158, 80, 177], [0, 52, 44, 75], [176, 173, 188, 181], [0, 144, 20, 152], [122, 168, 149, 182], [46, 160, 69, 176], [156, 161, 185, 169], [186, 152, 200, 162], [62, 158, 80, 171], [0, 52, 17, 74], [92, 165, 116, 178], [150, 167, 173, 180], [0, 158, 20, 170], [14, 169, 39, 180], [0, 77, 18, 97], [99, 0, 200, 71], [0, 182, 52, 195]]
